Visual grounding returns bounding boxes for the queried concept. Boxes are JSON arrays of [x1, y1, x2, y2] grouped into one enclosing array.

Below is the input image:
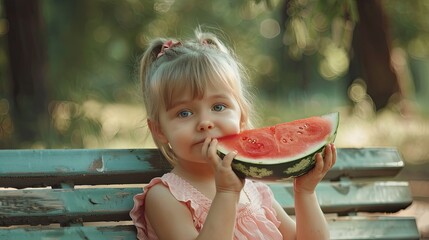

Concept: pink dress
[[130, 173, 283, 240]]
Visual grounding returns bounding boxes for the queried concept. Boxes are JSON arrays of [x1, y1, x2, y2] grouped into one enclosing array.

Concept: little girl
[[130, 29, 336, 240]]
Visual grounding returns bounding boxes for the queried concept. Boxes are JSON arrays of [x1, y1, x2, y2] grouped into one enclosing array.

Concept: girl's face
[[154, 84, 242, 164]]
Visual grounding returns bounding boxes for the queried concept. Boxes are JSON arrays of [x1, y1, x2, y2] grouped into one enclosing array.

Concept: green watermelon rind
[[217, 112, 339, 180], [218, 144, 326, 180]]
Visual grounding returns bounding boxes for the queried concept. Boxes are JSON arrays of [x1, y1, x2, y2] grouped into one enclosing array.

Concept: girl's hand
[[294, 143, 336, 194], [202, 138, 244, 194]]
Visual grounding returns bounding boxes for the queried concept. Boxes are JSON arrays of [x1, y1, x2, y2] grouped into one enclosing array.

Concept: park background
[[0, 0, 428, 236]]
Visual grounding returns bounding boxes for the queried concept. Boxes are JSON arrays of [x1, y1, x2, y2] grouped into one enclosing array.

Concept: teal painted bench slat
[[0, 148, 405, 188], [0, 225, 137, 240], [326, 147, 405, 179], [272, 181, 413, 215], [0, 149, 170, 188], [0, 148, 421, 239], [0, 188, 140, 226], [0, 217, 418, 240], [328, 216, 420, 240]]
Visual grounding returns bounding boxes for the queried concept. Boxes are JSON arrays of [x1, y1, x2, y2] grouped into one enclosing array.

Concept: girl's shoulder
[[144, 173, 211, 206], [131, 173, 206, 239], [144, 179, 174, 204]]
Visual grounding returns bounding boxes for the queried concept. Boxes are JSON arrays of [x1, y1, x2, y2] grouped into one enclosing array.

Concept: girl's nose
[[198, 120, 214, 131]]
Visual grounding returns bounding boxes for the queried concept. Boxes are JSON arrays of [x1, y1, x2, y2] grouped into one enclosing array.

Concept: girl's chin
[[175, 153, 209, 164]]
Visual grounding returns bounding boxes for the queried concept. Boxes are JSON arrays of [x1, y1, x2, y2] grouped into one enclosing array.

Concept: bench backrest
[[0, 147, 404, 189], [0, 147, 420, 239]]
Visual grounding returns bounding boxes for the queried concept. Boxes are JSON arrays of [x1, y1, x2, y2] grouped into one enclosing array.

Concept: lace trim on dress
[[162, 173, 211, 229]]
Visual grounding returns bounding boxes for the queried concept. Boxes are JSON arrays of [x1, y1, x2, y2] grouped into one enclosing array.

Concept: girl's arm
[[271, 144, 336, 240], [271, 199, 297, 239], [145, 139, 243, 240], [294, 189, 329, 239], [293, 143, 336, 240], [200, 138, 244, 239]]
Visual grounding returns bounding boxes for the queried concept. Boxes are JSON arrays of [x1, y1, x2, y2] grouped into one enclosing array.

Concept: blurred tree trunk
[[354, 0, 401, 110], [4, 0, 49, 146]]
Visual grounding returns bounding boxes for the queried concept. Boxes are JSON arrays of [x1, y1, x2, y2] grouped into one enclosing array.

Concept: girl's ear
[[240, 120, 246, 130], [147, 119, 168, 144], [240, 118, 248, 130]]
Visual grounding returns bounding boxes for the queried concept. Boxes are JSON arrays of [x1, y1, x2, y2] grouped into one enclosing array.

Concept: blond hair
[[140, 29, 254, 165]]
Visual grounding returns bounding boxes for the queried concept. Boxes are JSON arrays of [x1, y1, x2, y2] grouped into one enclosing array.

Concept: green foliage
[[0, 0, 429, 148]]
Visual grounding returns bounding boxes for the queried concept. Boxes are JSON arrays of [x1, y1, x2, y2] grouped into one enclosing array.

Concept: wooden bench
[[0, 147, 420, 239]]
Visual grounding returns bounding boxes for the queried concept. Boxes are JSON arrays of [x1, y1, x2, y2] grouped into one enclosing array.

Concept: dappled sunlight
[[319, 43, 349, 80], [46, 99, 155, 149], [336, 78, 429, 164], [50, 101, 80, 134], [336, 104, 429, 165], [81, 100, 154, 149], [260, 18, 280, 39]]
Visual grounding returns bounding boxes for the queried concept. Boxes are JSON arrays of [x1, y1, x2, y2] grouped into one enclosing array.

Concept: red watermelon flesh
[[217, 112, 338, 164]]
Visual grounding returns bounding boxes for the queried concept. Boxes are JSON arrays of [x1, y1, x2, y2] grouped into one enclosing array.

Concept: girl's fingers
[[203, 137, 217, 165], [331, 144, 337, 166], [207, 138, 218, 163], [222, 150, 238, 167], [312, 152, 324, 174], [206, 138, 237, 168], [201, 137, 211, 155], [207, 138, 226, 167], [323, 144, 333, 171]]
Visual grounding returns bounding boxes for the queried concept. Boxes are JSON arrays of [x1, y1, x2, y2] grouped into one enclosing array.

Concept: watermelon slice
[[217, 112, 339, 181]]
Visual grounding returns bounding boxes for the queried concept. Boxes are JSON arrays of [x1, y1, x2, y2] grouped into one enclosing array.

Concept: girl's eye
[[212, 104, 226, 112], [178, 110, 192, 118]]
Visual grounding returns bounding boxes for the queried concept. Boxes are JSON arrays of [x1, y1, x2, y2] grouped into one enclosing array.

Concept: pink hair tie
[[157, 40, 181, 58]]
